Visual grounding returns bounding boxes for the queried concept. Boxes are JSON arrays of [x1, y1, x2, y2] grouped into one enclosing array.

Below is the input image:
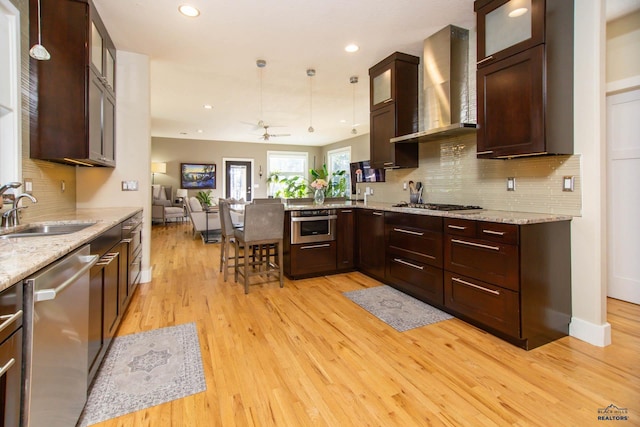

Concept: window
[[327, 146, 351, 197], [0, 0, 21, 185], [266, 151, 308, 198]]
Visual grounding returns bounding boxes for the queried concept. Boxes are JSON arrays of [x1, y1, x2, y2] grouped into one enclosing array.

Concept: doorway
[[606, 88, 640, 304], [224, 159, 253, 202]]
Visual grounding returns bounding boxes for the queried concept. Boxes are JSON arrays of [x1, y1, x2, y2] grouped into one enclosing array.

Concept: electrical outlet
[[562, 176, 574, 192], [507, 177, 516, 191], [370, 188, 374, 195], [24, 178, 33, 194], [403, 182, 407, 190]]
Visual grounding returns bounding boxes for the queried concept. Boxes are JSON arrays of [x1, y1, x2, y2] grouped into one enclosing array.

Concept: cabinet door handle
[[0, 310, 23, 335], [341, 210, 353, 213], [383, 98, 394, 103], [393, 258, 424, 271], [393, 228, 424, 236], [447, 225, 467, 230], [300, 243, 331, 250], [373, 212, 383, 216], [451, 238, 500, 252], [476, 150, 494, 155], [452, 277, 500, 295], [482, 229, 505, 236], [476, 55, 494, 65]]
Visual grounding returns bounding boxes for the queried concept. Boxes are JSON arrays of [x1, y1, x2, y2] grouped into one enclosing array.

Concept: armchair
[[184, 196, 222, 240], [151, 185, 184, 225]]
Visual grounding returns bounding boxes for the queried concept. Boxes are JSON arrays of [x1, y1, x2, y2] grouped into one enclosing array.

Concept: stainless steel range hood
[[392, 25, 476, 144]]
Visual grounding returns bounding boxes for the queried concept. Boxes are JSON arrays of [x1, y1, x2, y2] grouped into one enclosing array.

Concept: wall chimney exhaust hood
[[391, 25, 476, 144]]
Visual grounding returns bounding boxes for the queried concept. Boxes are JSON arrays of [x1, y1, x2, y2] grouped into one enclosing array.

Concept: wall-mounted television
[[350, 161, 385, 194]]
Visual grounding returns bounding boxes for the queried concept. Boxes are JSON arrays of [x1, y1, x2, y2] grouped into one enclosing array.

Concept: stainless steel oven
[[290, 209, 337, 244]]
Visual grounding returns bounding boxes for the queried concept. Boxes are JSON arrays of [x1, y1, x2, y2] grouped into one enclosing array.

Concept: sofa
[[151, 185, 185, 225]]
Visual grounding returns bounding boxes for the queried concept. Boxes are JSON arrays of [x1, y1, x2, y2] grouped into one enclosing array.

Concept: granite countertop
[[284, 200, 573, 225], [0, 207, 142, 292]]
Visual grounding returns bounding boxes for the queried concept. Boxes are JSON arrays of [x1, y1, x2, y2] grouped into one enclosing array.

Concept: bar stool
[[234, 203, 284, 294], [218, 199, 241, 281]]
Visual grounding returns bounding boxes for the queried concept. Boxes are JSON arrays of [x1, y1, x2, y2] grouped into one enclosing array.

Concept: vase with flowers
[[310, 179, 327, 205]]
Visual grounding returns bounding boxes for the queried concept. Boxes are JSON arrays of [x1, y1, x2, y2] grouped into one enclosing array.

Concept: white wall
[[569, 1, 611, 346], [76, 51, 153, 283]]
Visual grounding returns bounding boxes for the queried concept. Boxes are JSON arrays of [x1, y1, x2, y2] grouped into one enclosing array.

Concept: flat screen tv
[[350, 161, 385, 194]]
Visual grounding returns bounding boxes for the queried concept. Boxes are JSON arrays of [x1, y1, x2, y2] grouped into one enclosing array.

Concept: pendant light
[[350, 76, 358, 134], [307, 68, 315, 133], [29, 0, 51, 60], [256, 59, 266, 127]]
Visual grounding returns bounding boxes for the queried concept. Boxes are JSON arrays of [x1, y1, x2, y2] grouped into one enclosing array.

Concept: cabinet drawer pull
[[476, 55, 494, 65], [482, 229, 506, 236], [373, 212, 383, 216], [476, 150, 494, 155], [452, 277, 500, 295], [383, 98, 394, 103], [341, 210, 353, 213], [451, 238, 500, 251], [0, 358, 15, 377], [447, 225, 467, 230], [383, 162, 394, 166], [300, 243, 330, 250], [393, 228, 424, 236], [393, 258, 424, 271], [0, 310, 23, 334]]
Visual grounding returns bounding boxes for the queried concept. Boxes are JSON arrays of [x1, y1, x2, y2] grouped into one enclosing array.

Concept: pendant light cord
[[37, 0, 43, 44]]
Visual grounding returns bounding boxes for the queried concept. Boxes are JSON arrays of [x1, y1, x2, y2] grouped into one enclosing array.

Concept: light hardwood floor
[[96, 222, 639, 426]]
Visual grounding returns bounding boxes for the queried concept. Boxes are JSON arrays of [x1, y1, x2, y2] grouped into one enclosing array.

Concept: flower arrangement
[[310, 179, 328, 191]]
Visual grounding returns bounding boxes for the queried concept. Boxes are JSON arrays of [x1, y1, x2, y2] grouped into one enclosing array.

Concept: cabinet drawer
[[444, 218, 476, 237], [387, 257, 444, 306], [387, 225, 442, 267], [444, 272, 520, 337], [290, 242, 337, 276], [477, 221, 518, 245], [445, 235, 519, 291], [385, 212, 442, 232]]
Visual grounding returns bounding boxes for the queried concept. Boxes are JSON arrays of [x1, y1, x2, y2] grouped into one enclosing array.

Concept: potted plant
[[195, 190, 213, 208]]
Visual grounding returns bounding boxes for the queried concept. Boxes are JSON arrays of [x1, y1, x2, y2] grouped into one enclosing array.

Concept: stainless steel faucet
[[0, 182, 21, 197], [2, 193, 37, 227]]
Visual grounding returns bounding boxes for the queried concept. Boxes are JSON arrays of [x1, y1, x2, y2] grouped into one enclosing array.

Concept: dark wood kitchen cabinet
[[368, 52, 419, 169], [356, 209, 386, 281], [443, 217, 571, 349], [385, 213, 444, 306], [475, 0, 573, 158], [336, 209, 356, 271], [30, 0, 116, 167]]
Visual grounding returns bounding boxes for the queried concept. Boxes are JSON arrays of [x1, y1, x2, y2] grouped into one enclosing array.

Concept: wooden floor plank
[[94, 222, 640, 426]]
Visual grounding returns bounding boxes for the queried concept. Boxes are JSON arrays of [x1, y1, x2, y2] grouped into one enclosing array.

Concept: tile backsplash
[[357, 133, 581, 216]]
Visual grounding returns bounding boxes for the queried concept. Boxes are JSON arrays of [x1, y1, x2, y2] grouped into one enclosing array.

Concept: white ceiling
[[92, 0, 640, 148], [92, 0, 476, 146]]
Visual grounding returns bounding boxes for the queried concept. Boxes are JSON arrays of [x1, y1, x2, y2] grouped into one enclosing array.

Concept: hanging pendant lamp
[[350, 76, 358, 134], [307, 68, 315, 133], [29, 0, 51, 60]]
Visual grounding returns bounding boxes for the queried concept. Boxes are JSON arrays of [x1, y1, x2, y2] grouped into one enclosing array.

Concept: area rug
[[78, 322, 206, 426], [344, 285, 453, 332]]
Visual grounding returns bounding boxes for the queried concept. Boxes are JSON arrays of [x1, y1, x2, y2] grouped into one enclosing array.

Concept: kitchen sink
[[0, 222, 96, 238]]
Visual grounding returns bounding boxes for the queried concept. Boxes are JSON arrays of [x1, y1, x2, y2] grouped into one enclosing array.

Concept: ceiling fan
[[259, 124, 290, 141]]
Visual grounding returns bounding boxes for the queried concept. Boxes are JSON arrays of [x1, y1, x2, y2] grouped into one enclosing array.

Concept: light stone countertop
[[0, 207, 142, 292], [284, 200, 573, 225]]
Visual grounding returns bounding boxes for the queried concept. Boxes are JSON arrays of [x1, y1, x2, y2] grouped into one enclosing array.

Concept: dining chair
[[234, 203, 284, 294]]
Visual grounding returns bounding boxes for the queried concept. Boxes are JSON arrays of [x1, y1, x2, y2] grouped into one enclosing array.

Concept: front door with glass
[[225, 160, 252, 201]]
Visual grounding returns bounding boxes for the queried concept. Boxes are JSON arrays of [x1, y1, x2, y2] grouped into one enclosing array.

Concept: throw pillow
[[152, 185, 162, 200], [158, 186, 168, 200], [189, 197, 203, 212]]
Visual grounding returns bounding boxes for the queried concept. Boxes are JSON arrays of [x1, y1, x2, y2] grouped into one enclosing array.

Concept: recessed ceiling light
[[508, 7, 528, 18], [178, 4, 200, 17], [203, 104, 213, 109], [197, 129, 203, 133], [339, 119, 347, 123], [345, 44, 359, 53]]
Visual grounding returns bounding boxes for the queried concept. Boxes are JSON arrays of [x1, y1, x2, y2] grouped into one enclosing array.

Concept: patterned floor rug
[[344, 285, 453, 332], [78, 323, 206, 426]]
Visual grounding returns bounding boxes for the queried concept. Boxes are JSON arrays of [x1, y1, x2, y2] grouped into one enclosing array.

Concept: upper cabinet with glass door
[[475, 0, 544, 68], [90, 15, 115, 95]]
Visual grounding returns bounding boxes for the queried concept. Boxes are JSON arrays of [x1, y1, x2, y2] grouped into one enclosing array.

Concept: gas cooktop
[[392, 202, 483, 211]]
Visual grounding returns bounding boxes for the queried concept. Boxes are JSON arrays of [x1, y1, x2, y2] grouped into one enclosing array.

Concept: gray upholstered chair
[[234, 203, 284, 294], [252, 197, 282, 204], [151, 185, 184, 225]]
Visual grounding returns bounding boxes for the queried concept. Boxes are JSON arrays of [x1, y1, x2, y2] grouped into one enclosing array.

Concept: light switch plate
[[507, 177, 516, 191], [24, 178, 33, 194], [121, 180, 139, 191], [563, 176, 574, 192]]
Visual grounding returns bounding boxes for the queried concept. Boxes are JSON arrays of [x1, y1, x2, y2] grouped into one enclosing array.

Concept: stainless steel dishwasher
[[23, 245, 98, 427]]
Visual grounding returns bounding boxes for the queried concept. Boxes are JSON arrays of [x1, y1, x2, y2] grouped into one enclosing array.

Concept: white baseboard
[[569, 317, 612, 347], [140, 267, 153, 284]]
